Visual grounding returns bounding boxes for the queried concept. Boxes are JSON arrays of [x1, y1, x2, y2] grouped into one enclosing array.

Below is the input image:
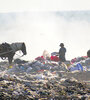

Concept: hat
[[60, 43, 64, 46]]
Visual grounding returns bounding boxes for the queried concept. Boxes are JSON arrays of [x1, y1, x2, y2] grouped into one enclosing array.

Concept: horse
[[0, 42, 27, 64]]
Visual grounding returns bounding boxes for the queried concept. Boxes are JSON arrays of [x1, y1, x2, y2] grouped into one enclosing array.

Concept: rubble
[[0, 56, 89, 100]]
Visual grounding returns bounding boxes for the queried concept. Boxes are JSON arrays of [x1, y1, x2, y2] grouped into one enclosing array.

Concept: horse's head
[[21, 43, 27, 55]]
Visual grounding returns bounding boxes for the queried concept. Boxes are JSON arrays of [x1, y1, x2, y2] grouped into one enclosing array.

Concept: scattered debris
[[0, 56, 89, 99]]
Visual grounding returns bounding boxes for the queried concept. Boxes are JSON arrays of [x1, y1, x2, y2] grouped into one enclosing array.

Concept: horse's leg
[[8, 56, 13, 64], [8, 54, 14, 64]]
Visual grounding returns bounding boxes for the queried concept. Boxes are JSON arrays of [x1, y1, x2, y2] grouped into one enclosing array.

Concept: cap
[[60, 43, 64, 46]]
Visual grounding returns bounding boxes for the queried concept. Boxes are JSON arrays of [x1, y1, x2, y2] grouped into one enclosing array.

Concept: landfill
[[0, 55, 90, 100]]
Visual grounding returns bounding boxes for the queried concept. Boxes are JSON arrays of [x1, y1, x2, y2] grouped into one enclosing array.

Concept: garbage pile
[[69, 56, 90, 72], [0, 56, 89, 99]]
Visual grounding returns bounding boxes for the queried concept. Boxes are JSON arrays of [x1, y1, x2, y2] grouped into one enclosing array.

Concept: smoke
[[0, 11, 90, 61]]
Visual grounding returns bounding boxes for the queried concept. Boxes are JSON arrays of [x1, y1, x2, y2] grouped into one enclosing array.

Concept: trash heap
[[69, 56, 90, 72], [0, 56, 89, 100]]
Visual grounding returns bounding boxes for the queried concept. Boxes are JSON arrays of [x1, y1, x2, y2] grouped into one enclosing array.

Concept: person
[[59, 43, 66, 62], [87, 50, 90, 57]]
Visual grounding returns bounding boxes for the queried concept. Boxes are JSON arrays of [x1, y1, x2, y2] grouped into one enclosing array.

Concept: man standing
[[87, 50, 90, 57], [59, 43, 66, 62]]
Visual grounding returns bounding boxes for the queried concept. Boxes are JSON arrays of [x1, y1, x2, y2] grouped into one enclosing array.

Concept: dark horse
[[0, 42, 27, 64]]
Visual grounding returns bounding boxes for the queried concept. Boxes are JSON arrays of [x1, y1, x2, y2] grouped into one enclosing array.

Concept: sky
[[0, 0, 90, 12], [0, 0, 90, 61]]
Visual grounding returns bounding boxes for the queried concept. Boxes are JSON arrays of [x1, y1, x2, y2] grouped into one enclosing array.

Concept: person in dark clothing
[[87, 50, 90, 57], [59, 43, 66, 62]]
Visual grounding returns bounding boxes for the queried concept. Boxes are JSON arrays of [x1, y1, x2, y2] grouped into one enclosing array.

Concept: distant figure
[[87, 50, 90, 57], [59, 43, 66, 62]]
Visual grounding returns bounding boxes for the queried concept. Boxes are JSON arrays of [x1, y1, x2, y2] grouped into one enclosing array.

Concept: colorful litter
[[0, 54, 89, 100]]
